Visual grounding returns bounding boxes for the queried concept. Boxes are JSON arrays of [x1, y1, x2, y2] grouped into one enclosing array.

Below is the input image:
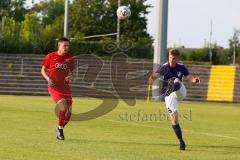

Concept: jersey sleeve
[[182, 65, 189, 76], [42, 55, 50, 68]]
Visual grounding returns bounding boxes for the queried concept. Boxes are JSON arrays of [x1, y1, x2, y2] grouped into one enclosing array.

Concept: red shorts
[[48, 87, 72, 106]]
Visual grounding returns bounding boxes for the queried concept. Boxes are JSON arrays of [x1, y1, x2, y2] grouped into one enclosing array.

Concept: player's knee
[[173, 78, 181, 91], [171, 112, 179, 125], [174, 78, 181, 84], [57, 99, 69, 109]]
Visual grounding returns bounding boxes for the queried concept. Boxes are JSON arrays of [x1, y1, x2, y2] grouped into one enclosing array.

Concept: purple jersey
[[156, 62, 189, 81], [156, 62, 189, 95]]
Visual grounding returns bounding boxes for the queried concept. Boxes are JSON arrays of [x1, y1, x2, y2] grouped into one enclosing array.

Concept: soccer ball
[[117, 6, 131, 20]]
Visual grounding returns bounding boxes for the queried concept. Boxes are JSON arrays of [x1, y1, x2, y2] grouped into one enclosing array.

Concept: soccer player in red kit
[[41, 37, 75, 140]]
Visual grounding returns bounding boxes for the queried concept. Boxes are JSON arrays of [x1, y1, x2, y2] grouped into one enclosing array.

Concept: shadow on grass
[[190, 144, 240, 150], [65, 138, 240, 154], [186, 144, 240, 154], [66, 138, 177, 147]]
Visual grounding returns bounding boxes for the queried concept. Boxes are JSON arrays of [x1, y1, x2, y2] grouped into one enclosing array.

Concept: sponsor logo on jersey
[[55, 63, 67, 69], [177, 71, 182, 77]]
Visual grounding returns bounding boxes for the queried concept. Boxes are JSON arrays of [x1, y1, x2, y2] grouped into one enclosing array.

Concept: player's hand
[[193, 77, 201, 83], [65, 76, 70, 82], [47, 78, 55, 86], [65, 76, 73, 84], [65, 72, 73, 83]]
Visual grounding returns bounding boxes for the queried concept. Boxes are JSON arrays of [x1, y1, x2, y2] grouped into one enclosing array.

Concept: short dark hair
[[58, 37, 69, 43], [169, 49, 180, 57]]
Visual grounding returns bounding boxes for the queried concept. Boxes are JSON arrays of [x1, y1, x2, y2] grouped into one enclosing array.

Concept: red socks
[[57, 109, 71, 128]]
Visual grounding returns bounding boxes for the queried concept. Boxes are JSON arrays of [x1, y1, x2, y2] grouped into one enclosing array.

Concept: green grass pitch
[[0, 95, 240, 160]]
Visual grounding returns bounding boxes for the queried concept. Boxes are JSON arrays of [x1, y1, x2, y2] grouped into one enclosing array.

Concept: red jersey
[[42, 52, 75, 95]]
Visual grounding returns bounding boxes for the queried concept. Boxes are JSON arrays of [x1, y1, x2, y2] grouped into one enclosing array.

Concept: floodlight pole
[[233, 38, 236, 65], [117, 0, 121, 43], [152, 0, 168, 100], [64, 0, 69, 38], [209, 20, 213, 64]]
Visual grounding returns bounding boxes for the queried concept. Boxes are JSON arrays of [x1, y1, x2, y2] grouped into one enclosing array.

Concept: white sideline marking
[[106, 119, 240, 141]]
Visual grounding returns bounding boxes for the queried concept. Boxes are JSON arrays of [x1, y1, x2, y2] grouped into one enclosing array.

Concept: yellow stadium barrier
[[207, 65, 236, 102]]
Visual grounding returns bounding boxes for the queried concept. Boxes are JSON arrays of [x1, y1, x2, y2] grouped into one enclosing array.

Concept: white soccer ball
[[117, 6, 131, 20]]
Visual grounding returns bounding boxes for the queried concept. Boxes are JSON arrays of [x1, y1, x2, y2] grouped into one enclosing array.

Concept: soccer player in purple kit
[[148, 49, 201, 150]]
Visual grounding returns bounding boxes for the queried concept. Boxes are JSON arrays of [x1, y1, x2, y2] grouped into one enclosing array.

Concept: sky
[[146, 0, 240, 48], [26, 0, 240, 48]]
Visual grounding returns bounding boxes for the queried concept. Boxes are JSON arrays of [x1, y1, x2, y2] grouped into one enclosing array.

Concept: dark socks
[[172, 124, 183, 142]]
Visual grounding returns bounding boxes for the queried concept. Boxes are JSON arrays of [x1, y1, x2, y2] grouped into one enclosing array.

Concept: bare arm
[[41, 66, 54, 86], [41, 66, 49, 81], [186, 74, 201, 84], [148, 73, 160, 85]]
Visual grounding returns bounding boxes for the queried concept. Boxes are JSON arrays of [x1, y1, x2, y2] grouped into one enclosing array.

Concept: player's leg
[[63, 98, 72, 127], [56, 98, 72, 128], [165, 78, 181, 96], [56, 98, 72, 140], [171, 111, 185, 150], [48, 87, 73, 140], [172, 78, 182, 92], [56, 99, 68, 140], [175, 79, 187, 101], [165, 78, 187, 100], [165, 94, 186, 150]]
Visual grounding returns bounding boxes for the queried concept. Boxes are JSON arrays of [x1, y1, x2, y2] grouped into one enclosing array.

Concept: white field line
[[106, 119, 240, 141]]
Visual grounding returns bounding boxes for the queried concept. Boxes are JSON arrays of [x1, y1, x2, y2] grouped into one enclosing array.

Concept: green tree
[[69, 0, 153, 57], [22, 13, 39, 41], [70, 0, 152, 41], [9, 0, 28, 21], [228, 29, 240, 65], [0, 0, 11, 20], [40, 15, 64, 54], [70, 0, 111, 38], [0, 0, 28, 21], [1, 0, 153, 57], [29, 0, 65, 54], [31, 0, 65, 26], [118, 0, 152, 42]]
